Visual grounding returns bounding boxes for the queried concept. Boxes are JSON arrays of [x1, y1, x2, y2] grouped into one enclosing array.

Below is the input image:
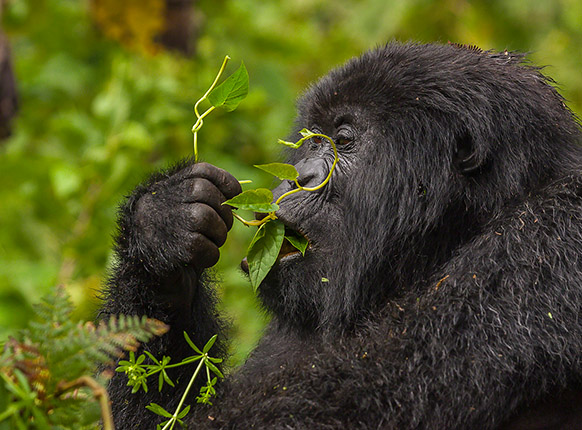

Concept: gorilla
[[101, 42, 582, 429]]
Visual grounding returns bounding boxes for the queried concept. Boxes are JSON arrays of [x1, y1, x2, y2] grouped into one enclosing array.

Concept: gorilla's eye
[[337, 136, 352, 145], [336, 126, 354, 145], [312, 136, 323, 145]]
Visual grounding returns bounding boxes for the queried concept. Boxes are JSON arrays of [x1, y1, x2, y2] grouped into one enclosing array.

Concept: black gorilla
[[101, 42, 582, 429]]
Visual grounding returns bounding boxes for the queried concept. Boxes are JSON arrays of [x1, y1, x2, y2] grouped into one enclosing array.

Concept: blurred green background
[[1, 0, 581, 366]]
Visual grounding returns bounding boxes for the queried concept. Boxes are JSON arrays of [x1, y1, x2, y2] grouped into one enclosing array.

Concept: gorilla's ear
[[453, 131, 483, 175]]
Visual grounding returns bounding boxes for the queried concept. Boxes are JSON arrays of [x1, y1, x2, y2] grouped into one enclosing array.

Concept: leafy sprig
[[117, 333, 223, 430], [224, 129, 338, 290], [192, 56, 338, 291], [192, 56, 248, 161]]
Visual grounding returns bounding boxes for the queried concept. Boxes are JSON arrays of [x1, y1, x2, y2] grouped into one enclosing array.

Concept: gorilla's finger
[[181, 162, 242, 200], [186, 232, 220, 270], [181, 178, 234, 230], [185, 203, 228, 247]]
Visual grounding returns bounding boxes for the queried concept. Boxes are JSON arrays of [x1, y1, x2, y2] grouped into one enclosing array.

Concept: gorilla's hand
[[131, 162, 241, 277]]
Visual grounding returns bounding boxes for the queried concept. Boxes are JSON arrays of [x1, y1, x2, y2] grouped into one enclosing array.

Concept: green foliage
[[117, 333, 223, 430], [192, 56, 249, 161], [284, 230, 309, 257], [0, 287, 168, 429], [194, 67, 327, 291], [227, 130, 337, 291]]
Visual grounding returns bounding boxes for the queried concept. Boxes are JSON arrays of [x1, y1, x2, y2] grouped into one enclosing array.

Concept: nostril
[[297, 172, 316, 187]]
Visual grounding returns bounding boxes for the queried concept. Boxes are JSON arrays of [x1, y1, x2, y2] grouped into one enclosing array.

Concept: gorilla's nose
[[295, 158, 328, 188]]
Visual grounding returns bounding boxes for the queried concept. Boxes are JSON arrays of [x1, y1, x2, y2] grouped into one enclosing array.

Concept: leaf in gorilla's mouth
[[241, 222, 310, 290], [280, 226, 309, 259]]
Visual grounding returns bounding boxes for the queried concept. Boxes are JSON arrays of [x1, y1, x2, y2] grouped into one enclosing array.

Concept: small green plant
[[116, 333, 223, 430], [193, 57, 338, 290], [0, 287, 168, 430], [191, 55, 249, 162]]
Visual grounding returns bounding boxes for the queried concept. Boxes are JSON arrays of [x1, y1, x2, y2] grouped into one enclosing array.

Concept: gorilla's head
[[255, 42, 582, 333]]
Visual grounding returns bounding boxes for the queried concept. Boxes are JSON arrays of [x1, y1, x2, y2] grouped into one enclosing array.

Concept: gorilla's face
[[256, 99, 404, 330], [255, 50, 460, 330]]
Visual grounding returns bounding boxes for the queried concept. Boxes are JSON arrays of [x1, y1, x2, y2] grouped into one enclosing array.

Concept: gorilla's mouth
[[240, 226, 309, 274]]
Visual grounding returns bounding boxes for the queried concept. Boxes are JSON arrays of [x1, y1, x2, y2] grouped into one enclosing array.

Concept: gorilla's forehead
[[297, 42, 532, 121]]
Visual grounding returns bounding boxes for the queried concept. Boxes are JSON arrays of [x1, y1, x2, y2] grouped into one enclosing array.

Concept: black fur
[[101, 42, 582, 429]]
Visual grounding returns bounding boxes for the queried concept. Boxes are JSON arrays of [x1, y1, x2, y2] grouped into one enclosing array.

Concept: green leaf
[[177, 405, 191, 419], [158, 372, 164, 392], [223, 189, 278, 213], [144, 350, 161, 365], [277, 138, 299, 148], [254, 163, 299, 181], [247, 220, 285, 291], [183, 331, 203, 354], [146, 403, 173, 418], [248, 222, 266, 249], [202, 334, 217, 353], [285, 231, 309, 256], [162, 370, 175, 387], [205, 360, 224, 378], [208, 62, 249, 112]]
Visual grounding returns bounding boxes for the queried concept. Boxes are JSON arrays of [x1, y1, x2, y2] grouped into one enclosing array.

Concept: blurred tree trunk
[[158, 0, 197, 55], [0, 4, 18, 140]]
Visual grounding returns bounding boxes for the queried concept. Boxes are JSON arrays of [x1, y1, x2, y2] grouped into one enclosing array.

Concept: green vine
[[190, 56, 339, 290], [224, 130, 338, 289]]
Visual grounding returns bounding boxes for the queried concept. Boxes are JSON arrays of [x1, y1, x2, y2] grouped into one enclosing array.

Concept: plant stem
[[233, 212, 276, 227], [160, 356, 201, 369], [192, 56, 231, 161], [56, 376, 115, 430], [161, 356, 207, 430]]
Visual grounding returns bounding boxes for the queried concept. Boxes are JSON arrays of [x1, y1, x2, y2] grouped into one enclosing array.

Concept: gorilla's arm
[[189, 176, 582, 430], [99, 161, 240, 429]]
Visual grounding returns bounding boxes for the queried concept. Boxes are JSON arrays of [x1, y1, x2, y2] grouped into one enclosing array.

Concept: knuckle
[[187, 203, 227, 246], [224, 175, 243, 198], [189, 203, 212, 224], [196, 162, 213, 176], [191, 178, 219, 200]]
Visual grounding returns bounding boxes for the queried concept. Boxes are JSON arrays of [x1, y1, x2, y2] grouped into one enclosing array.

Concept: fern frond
[[0, 286, 168, 429]]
